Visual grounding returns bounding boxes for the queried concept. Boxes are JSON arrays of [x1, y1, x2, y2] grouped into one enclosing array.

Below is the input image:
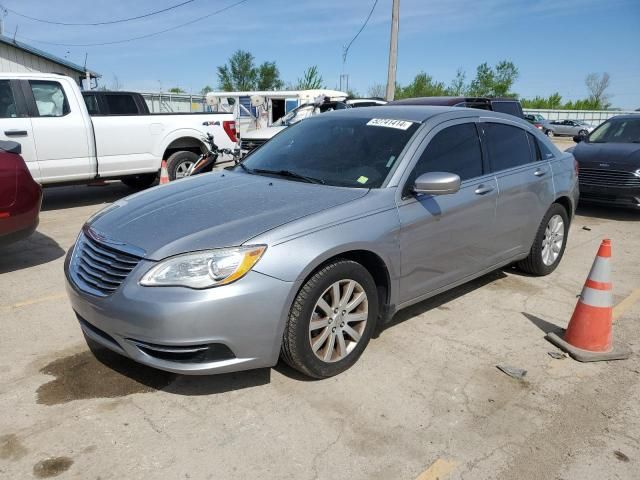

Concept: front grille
[[579, 168, 640, 188], [71, 233, 141, 296], [240, 138, 267, 152]]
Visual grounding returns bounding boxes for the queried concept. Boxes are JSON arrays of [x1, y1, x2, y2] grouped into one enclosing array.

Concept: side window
[[527, 133, 541, 161], [408, 123, 483, 188], [0, 80, 17, 118], [537, 138, 555, 160], [484, 123, 534, 172], [29, 81, 70, 117], [104, 94, 138, 115], [83, 94, 100, 115]]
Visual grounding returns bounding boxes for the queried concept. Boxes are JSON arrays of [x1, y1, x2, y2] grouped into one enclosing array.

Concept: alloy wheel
[[542, 214, 565, 266], [175, 161, 195, 179], [308, 279, 368, 363]]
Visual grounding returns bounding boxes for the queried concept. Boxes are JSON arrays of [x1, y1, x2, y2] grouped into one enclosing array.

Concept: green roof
[[0, 34, 99, 77]]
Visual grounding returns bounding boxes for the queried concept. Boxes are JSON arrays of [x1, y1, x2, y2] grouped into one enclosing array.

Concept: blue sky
[[4, 0, 640, 108]]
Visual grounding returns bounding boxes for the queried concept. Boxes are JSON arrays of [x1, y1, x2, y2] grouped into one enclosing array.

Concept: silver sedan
[[65, 107, 579, 378], [545, 119, 595, 137]]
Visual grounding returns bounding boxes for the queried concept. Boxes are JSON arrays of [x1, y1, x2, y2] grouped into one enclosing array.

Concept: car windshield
[[237, 115, 420, 188], [588, 118, 640, 143]]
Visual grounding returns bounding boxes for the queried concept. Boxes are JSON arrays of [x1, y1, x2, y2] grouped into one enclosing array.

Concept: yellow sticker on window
[[357, 176, 368, 184]]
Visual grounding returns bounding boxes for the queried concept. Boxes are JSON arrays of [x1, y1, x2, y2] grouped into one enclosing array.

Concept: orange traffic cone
[[159, 159, 170, 185], [547, 239, 631, 362]]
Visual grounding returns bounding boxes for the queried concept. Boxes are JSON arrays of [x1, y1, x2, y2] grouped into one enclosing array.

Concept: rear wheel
[[281, 260, 378, 378], [517, 203, 569, 276], [578, 129, 588, 136], [121, 173, 157, 190], [166, 151, 199, 181]]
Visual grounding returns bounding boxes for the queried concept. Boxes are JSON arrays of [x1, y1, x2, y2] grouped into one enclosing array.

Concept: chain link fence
[[139, 92, 208, 113], [524, 109, 639, 126]]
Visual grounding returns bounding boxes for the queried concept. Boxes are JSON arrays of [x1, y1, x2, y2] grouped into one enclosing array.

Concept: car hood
[[86, 171, 368, 260], [243, 126, 287, 140], [573, 141, 640, 169]]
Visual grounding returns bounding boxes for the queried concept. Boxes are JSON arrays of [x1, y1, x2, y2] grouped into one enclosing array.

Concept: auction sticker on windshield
[[366, 118, 414, 130]]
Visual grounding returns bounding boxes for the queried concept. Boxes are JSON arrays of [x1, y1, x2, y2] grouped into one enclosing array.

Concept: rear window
[[490, 101, 523, 118], [104, 94, 139, 115], [83, 95, 100, 115], [240, 116, 420, 188], [484, 123, 534, 171]]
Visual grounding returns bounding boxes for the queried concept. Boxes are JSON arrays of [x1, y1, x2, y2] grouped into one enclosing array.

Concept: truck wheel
[[166, 151, 199, 180], [516, 203, 569, 276], [281, 260, 378, 379], [121, 173, 157, 190]]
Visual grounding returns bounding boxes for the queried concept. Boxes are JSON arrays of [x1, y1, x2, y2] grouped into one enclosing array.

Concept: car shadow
[[576, 203, 639, 222], [381, 270, 508, 332], [0, 230, 65, 274], [81, 341, 271, 398], [41, 182, 137, 212]]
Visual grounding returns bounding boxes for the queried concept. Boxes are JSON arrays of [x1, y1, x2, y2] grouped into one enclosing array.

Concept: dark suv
[[389, 96, 524, 118]]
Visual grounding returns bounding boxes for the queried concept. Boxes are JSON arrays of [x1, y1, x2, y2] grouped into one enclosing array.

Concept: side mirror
[[413, 172, 461, 196], [573, 135, 584, 143]]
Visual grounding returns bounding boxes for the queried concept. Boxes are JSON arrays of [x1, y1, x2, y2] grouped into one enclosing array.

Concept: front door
[[396, 120, 499, 305], [0, 79, 40, 181]]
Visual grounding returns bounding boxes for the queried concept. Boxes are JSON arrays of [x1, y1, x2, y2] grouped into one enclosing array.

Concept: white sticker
[[366, 118, 414, 130]]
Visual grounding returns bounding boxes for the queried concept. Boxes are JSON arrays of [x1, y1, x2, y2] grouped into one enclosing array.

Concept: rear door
[[396, 119, 499, 304], [23, 79, 93, 182], [0, 79, 40, 181], [481, 120, 554, 259]]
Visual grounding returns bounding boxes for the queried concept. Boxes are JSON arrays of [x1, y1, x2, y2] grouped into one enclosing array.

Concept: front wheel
[[516, 203, 569, 276], [166, 151, 199, 181], [546, 129, 555, 137], [281, 260, 378, 378], [578, 129, 588, 136]]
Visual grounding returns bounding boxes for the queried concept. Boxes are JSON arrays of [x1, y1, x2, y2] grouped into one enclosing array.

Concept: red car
[[0, 140, 42, 246]]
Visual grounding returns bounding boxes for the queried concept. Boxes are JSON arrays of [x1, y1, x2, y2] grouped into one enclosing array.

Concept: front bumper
[[579, 183, 640, 209], [64, 250, 295, 375]]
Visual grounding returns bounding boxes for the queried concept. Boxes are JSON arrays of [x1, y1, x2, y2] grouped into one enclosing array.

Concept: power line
[[15, 0, 251, 47], [342, 0, 379, 63], [2, 0, 195, 26]]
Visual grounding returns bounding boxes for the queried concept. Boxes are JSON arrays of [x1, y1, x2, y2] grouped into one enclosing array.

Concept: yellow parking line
[[415, 459, 456, 480], [613, 288, 640, 321], [1, 292, 67, 312]]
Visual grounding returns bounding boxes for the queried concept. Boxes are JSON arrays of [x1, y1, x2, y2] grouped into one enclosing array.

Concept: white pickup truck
[[0, 73, 237, 188]]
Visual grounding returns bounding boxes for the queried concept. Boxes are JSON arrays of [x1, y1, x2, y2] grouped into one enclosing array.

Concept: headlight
[[140, 245, 266, 289]]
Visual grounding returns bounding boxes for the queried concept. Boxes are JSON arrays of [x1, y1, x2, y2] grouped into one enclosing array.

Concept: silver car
[[545, 119, 595, 137], [65, 107, 579, 378]]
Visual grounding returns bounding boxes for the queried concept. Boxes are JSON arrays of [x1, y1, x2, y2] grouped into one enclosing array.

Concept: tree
[[295, 66, 324, 90], [168, 87, 185, 94], [216, 50, 283, 91], [521, 92, 563, 109], [200, 85, 214, 95], [367, 83, 386, 98], [468, 60, 519, 97], [396, 72, 448, 99], [448, 68, 467, 96], [257, 61, 284, 90], [585, 72, 611, 109]]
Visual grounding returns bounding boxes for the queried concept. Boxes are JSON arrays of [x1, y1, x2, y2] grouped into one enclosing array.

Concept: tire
[[578, 129, 588, 136], [166, 151, 199, 181], [281, 260, 379, 379], [517, 203, 569, 276], [546, 129, 555, 137], [121, 173, 157, 190]]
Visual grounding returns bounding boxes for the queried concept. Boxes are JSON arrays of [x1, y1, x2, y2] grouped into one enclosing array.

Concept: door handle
[[4, 130, 28, 137], [534, 168, 547, 177], [474, 185, 494, 195]]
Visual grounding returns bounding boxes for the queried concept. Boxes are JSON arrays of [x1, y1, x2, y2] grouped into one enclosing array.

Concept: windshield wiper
[[252, 168, 325, 184]]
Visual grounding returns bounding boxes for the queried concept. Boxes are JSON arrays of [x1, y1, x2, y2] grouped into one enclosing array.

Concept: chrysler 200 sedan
[[65, 106, 579, 379]]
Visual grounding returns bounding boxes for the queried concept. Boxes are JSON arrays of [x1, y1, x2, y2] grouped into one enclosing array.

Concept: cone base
[[546, 332, 631, 362]]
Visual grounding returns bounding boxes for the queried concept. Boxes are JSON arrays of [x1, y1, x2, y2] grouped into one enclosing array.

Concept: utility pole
[[385, 0, 400, 101]]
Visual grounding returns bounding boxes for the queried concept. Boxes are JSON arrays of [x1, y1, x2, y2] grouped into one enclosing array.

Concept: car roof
[[608, 114, 640, 121], [318, 105, 526, 125]]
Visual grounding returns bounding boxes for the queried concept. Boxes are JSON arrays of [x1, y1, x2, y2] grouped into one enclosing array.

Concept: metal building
[[0, 34, 99, 87]]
